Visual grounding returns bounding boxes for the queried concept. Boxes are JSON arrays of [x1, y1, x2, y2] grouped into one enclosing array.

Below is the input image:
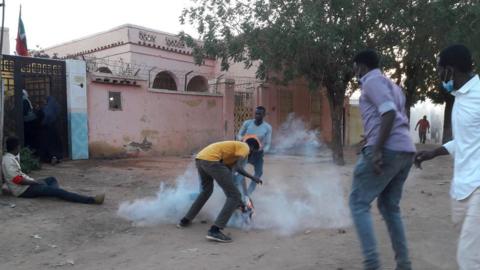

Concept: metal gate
[[234, 80, 256, 136], [1, 55, 68, 158]]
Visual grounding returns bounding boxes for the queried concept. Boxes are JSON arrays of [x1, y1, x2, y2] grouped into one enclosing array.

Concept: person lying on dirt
[[177, 139, 263, 243], [1, 137, 104, 205]]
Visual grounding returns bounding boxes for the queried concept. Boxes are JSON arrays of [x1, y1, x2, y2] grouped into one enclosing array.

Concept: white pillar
[[66, 60, 89, 159]]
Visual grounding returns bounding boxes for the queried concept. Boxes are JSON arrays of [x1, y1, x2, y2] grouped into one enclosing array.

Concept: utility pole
[[0, 0, 5, 186]]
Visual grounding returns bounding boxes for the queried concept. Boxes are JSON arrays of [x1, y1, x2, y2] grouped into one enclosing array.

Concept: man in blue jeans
[[350, 50, 416, 270], [235, 106, 272, 198], [2, 137, 105, 204]]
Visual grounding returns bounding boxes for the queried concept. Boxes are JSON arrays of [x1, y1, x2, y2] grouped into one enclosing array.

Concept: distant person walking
[[415, 115, 430, 144]]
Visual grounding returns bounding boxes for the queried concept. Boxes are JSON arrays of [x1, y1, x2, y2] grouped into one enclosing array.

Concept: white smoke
[[272, 113, 329, 158], [118, 114, 350, 234], [409, 99, 445, 144], [117, 162, 199, 226]]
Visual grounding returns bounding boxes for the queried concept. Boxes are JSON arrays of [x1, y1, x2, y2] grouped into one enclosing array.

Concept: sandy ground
[[0, 145, 459, 270]]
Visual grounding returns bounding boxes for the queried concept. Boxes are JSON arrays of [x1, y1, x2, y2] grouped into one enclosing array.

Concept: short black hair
[[256, 106, 266, 112], [438, 44, 473, 73], [245, 138, 260, 151], [353, 49, 380, 69], [6, 137, 20, 152]]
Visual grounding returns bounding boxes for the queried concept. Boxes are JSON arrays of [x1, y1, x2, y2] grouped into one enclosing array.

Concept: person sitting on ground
[[177, 139, 263, 243], [1, 137, 105, 204]]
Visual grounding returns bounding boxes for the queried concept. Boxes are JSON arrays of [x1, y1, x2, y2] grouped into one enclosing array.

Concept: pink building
[[44, 24, 332, 158]]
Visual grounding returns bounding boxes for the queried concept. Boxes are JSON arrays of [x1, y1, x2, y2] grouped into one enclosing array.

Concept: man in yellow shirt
[[177, 139, 263, 243]]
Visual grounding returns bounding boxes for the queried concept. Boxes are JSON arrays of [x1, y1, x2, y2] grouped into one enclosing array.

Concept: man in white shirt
[[2, 137, 105, 204], [415, 44, 480, 270]]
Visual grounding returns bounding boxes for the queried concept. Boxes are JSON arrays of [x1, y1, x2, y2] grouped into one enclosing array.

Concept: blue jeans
[[349, 147, 414, 270], [20, 177, 95, 204], [234, 151, 264, 197]]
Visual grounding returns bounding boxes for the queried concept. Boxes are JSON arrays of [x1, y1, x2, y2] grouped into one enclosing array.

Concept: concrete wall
[[86, 76, 333, 158], [43, 24, 336, 156], [215, 60, 259, 79], [84, 45, 133, 61], [87, 80, 224, 158], [44, 24, 219, 93], [44, 26, 129, 57]]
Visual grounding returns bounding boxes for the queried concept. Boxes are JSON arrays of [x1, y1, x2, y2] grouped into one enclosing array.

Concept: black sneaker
[[176, 218, 191, 229], [206, 229, 232, 243]]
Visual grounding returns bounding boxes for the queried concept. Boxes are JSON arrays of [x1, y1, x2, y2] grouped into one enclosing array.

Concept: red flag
[[15, 6, 28, 56]]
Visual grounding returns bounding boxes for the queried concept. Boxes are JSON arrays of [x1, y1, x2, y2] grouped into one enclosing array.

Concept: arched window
[[186, 76, 209, 92], [152, 71, 177, 90], [96, 66, 112, 74]]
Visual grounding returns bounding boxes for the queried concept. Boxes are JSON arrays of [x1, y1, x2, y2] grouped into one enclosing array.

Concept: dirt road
[[0, 146, 458, 270]]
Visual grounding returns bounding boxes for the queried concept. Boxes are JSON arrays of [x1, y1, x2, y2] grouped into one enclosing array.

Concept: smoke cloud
[[118, 114, 350, 234]]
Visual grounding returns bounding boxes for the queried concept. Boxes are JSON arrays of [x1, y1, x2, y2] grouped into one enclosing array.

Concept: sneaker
[[206, 229, 232, 243], [176, 218, 191, 229], [93, 193, 105, 205]]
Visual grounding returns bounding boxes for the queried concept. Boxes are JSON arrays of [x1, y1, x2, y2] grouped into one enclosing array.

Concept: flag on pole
[[15, 6, 28, 56]]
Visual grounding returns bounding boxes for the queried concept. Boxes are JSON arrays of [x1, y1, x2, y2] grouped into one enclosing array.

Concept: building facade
[[43, 24, 332, 158]]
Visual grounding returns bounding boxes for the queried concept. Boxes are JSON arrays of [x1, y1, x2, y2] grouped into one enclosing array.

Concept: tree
[[180, 0, 395, 165], [377, 0, 479, 142], [431, 1, 480, 142]]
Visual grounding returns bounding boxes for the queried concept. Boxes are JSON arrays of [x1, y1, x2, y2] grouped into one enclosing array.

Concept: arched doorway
[[152, 71, 177, 90], [186, 76, 208, 92]]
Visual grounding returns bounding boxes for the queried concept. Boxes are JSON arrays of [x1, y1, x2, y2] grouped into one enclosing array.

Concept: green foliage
[[180, 0, 397, 164], [179, 0, 479, 162], [19, 147, 41, 174], [375, 0, 480, 106]]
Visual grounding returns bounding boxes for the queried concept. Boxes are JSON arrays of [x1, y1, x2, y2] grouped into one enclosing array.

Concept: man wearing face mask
[[415, 44, 480, 270], [350, 49, 416, 270]]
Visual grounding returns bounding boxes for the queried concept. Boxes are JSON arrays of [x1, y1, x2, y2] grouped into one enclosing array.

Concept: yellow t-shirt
[[196, 141, 250, 167]]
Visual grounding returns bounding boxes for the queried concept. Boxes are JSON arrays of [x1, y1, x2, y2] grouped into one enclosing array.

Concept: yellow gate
[[234, 80, 256, 136]]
